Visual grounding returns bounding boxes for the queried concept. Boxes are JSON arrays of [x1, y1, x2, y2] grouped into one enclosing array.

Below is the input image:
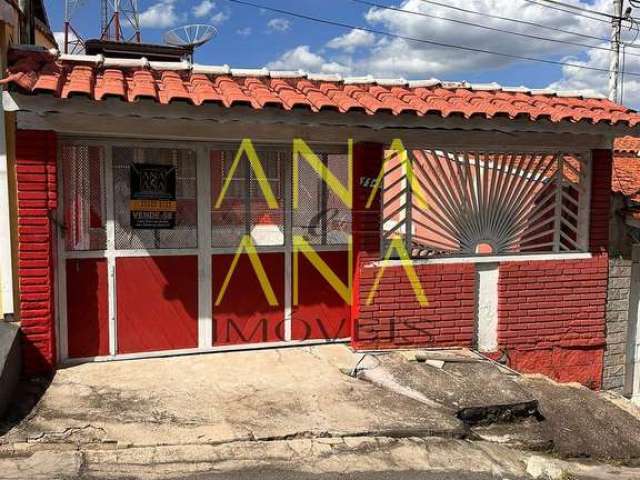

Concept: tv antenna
[[164, 24, 217, 59]]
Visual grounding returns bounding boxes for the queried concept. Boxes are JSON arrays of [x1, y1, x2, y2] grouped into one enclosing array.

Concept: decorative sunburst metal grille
[[382, 149, 591, 258]]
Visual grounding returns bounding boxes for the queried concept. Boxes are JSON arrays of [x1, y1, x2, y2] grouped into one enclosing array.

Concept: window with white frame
[[381, 149, 591, 258]]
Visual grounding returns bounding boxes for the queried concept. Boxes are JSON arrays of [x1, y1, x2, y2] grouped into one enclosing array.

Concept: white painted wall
[[476, 263, 499, 352]]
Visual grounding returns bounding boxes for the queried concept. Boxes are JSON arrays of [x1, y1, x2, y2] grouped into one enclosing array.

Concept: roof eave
[[5, 91, 636, 140]]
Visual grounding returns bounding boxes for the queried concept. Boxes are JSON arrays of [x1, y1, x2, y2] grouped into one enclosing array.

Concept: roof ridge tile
[[269, 70, 306, 79], [4, 47, 640, 128], [192, 64, 230, 75], [230, 67, 269, 77]]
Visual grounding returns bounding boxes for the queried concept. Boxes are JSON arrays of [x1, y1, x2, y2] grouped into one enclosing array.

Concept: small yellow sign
[[129, 199, 177, 212]]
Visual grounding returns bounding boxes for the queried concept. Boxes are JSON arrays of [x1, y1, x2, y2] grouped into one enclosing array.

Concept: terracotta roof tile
[[269, 78, 312, 110], [3, 48, 640, 128], [128, 70, 157, 102], [94, 68, 126, 100], [294, 79, 338, 111], [188, 73, 223, 105], [317, 82, 365, 113], [615, 136, 640, 152], [214, 76, 253, 107], [613, 152, 640, 201], [61, 65, 94, 98], [158, 71, 190, 104]]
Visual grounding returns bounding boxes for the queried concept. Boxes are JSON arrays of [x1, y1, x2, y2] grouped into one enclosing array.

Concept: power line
[[223, 0, 640, 78], [521, 0, 619, 23], [413, 0, 609, 44], [524, 0, 620, 19], [352, 0, 640, 59]]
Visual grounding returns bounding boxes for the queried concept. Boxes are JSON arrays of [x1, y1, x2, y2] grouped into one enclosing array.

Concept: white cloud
[[548, 44, 640, 106], [358, 0, 612, 77], [192, 0, 215, 18], [53, 31, 66, 50], [211, 11, 229, 25], [264, 0, 625, 95], [140, 0, 183, 29], [267, 18, 291, 32], [53, 31, 84, 53], [267, 45, 349, 74], [327, 30, 375, 53], [236, 27, 252, 37]]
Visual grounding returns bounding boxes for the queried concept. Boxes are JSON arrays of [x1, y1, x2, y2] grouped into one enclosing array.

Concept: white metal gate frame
[[56, 138, 350, 364], [380, 146, 593, 258]]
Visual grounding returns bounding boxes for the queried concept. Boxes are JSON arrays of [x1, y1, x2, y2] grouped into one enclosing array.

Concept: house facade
[[0, 0, 54, 323], [2, 45, 639, 389]]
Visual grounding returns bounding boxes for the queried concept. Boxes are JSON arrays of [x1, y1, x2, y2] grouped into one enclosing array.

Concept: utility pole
[[609, 0, 624, 101]]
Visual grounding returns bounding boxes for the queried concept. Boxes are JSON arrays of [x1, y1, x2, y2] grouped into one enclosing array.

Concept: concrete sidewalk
[[0, 345, 463, 448], [3, 345, 640, 479]]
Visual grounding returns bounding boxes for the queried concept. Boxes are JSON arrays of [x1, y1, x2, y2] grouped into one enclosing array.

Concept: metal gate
[[57, 140, 351, 362]]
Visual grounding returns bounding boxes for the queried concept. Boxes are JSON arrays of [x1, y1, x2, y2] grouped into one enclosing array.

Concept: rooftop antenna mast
[[64, 0, 142, 54], [63, 0, 86, 53], [100, 0, 141, 42]]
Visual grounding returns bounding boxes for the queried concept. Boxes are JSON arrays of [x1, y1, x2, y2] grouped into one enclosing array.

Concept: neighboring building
[[1, 43, 639, 389], [602, 137, 640, 400], [0, 0, 54, 322]]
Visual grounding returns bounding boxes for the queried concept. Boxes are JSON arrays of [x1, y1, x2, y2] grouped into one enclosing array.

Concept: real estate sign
[[129, 163, 177, 229]]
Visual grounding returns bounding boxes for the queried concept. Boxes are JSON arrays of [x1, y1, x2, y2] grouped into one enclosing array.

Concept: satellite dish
[[164, 24, 217, 49]]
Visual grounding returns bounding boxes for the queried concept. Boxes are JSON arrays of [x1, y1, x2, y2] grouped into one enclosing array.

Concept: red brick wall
[[15, 129, 57, 375], [352, 146, 612, 389], [354, 263, 476, 349], [497, 257, 608, 387], [495, 149, 612, 388]]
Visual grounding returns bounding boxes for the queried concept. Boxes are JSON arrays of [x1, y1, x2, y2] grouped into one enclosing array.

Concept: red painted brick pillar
[[590, 149, 613, 253], [15, 129, 57, 375], [350, 142, 384, 348]]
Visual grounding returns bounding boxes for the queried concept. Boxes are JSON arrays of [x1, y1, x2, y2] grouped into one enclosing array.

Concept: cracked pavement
[[0, 345, 463, 448]]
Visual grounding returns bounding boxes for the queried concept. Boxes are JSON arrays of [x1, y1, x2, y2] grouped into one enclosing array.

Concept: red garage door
[[59, 141, 351, 362]]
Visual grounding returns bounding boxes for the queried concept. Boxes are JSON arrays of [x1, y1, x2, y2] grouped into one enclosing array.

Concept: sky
[[44, 0, 640, 108]]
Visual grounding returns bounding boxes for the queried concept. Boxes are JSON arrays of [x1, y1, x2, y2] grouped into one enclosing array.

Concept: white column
[[0, 91, 13, 320], [197, 145, 212, 348], [476, 263, 499, 352]]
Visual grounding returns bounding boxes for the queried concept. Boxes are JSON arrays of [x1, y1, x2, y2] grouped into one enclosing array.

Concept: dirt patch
[[519, 377, 640, 463]]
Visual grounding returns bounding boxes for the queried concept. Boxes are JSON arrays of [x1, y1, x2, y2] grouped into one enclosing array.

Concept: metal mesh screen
[[249, 152, 285, 246], [211, 150, 285, 247], [62, 144, 106, 251], [382, 149, 590, 258], [113, 146, 197, 250], [325, 154, 351, 245], [293, 153, 321, 245], [293, 153, 351, 246]]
